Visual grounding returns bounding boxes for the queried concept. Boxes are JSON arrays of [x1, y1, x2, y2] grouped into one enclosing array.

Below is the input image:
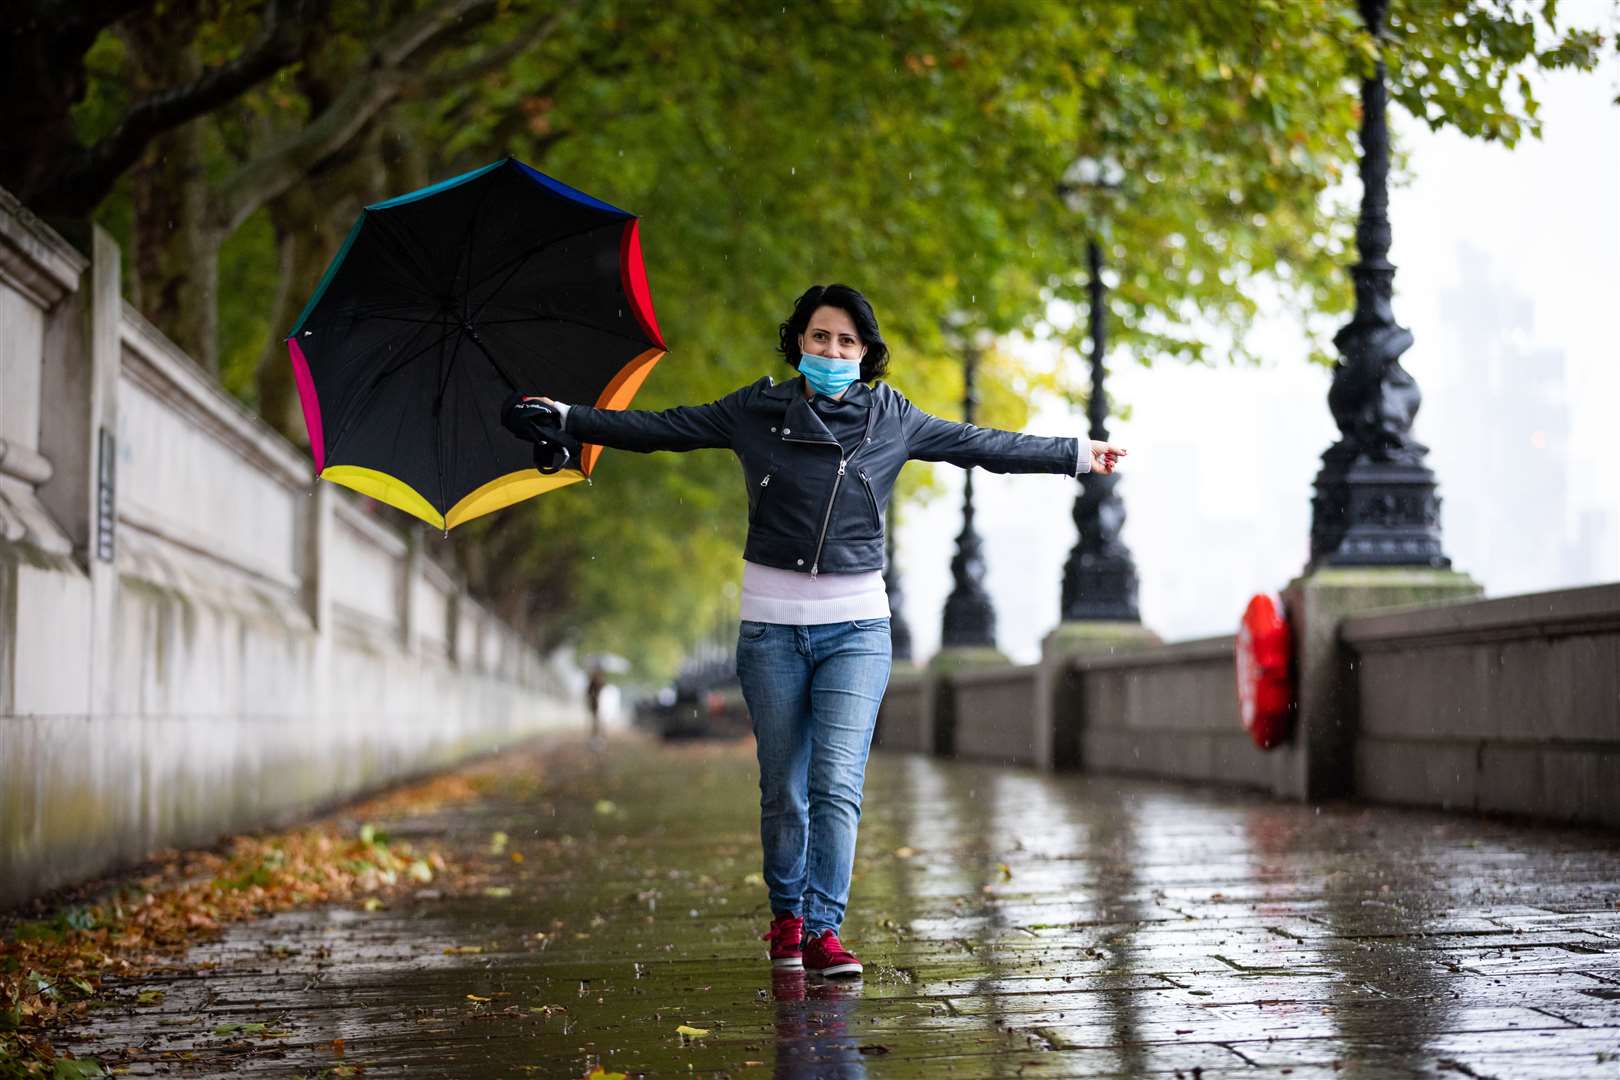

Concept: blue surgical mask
[[798, 352, 862, 397]]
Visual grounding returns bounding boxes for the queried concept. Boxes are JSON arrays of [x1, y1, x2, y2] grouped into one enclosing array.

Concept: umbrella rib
[[321, 321, 458, 469], [365, 212, 451, 304], [464, 328, 520, 392], [478, 312, 660, 348], [435, 324, 464, 522], [465, 219, 628, 319]]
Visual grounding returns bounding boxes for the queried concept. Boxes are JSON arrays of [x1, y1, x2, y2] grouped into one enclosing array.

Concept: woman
[[527, 284, 1126, 978]]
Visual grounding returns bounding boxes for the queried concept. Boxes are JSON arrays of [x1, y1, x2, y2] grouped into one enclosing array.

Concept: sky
[[897, 12, 1620, 664]]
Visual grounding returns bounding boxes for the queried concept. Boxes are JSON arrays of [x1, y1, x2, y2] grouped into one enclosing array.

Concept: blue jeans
[[736, 618, 892, 936]]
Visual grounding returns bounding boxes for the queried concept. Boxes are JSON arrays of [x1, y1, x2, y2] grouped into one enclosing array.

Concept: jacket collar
[[763, 374, 874, 408]]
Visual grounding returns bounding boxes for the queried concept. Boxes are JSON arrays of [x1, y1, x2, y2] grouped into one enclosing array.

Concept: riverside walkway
[[56, 738, 1620, 1078]]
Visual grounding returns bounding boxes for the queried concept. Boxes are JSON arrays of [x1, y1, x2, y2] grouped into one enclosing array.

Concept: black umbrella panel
[[284, 157, 665, 530]]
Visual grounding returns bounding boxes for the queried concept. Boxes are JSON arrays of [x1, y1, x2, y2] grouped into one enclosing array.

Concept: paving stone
[[54, 739, 1620, 1077]]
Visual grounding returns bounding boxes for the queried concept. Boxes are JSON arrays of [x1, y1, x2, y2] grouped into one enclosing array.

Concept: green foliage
[[70, 0, 1611, 677]]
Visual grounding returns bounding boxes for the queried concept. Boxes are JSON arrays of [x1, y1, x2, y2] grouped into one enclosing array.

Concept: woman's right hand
[[1090, 440, 1127, 475]]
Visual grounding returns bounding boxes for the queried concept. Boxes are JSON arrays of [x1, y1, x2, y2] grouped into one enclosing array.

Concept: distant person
[[586, 664, 606, 748], [513, 284, 1125, 978]]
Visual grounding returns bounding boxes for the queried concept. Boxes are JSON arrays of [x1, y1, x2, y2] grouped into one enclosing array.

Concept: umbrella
[[284, 156, 666, 531]]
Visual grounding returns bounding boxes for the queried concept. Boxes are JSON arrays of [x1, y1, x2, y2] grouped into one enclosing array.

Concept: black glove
[[500, 392, 582, 475]]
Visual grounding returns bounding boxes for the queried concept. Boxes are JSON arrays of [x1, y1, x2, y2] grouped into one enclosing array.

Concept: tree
[[18, 0, 1608, 675]]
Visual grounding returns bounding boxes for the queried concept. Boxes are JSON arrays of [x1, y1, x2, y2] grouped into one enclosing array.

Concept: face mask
[[798, 351, 862, 397]]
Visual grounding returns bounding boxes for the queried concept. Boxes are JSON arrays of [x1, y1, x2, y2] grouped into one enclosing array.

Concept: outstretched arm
[[901, 396, 1127, 476], [534, 392, 738, 454]]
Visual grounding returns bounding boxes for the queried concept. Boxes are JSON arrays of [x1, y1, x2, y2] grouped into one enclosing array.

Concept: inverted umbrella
[[285, 156, 665, 531]]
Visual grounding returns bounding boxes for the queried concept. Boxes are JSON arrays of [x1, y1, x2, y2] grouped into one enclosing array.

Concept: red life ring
[[1236, 593, 1294, 750]]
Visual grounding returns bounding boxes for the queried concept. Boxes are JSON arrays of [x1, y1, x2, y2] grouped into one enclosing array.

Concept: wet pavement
[[58, 738, 1620, 1078]]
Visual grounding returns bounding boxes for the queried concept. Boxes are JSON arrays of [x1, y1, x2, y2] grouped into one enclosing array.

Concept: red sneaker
[[762, 913, 804, 969], [803, 930, 863, 977]]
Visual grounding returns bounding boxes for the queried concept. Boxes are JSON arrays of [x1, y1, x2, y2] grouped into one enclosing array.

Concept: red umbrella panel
[[284, 157, 665, 530]]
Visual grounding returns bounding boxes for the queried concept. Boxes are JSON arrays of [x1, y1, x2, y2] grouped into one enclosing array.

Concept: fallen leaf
[[212, 1022, 268, 1036], [135, 990, 164, 1006], [893, 846, 917, 859], [466, 994, 492, 1003], [483, 886, 513, 899], [407, 860, 434, 883], [361, 897, 385, 912], [489, 831, 510, 855], [50, 1058, 107, 1079], [444, 945, 483, 954], [676, 1024, 710, 1037], [998, 862, 1013, 882], [594, 799, 618, 816]]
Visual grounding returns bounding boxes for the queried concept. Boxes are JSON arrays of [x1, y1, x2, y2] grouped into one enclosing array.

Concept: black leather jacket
[[564, 375, 1080, 576]]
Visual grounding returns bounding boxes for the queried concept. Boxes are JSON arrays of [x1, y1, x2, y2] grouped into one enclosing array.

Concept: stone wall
[[0, 193, 582, 908], [876, 591, 1620, 829], [1343, 583, 1620, 827]]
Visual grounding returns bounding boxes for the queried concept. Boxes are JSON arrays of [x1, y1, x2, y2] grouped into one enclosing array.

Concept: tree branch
[[418, 2, 578, 96], [211, 0, 577, 235], [50, 0, 321, 215]]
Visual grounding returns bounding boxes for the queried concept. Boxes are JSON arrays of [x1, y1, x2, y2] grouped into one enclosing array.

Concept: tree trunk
[[122, 10, 222, 371]]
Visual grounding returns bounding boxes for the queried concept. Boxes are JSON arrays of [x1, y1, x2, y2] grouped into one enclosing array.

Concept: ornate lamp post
[[1059, 235, 1143, 621], [1278, 0, 1478, 801], [1307, 0, 1450, 569], [1053, 154, 1148, 633], [940, 336, 998, 650], [884, 501, 914, 663]]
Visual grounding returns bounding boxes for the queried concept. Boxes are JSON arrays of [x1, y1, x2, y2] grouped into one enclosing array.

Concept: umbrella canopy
[[285, 156, 665, 530]]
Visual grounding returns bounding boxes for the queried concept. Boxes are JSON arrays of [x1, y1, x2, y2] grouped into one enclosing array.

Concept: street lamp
[[884, 499, 913, 662], [939, 333, 998, 651], [1308, 0, 1451, 569], [1057, 156, 1143, 623]]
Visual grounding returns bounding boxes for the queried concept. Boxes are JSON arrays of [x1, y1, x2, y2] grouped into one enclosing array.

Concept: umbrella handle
[[533, 440, 571, 475]]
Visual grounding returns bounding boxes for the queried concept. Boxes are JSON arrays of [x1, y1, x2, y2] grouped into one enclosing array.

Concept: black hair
[[776, 283, 890, 383]]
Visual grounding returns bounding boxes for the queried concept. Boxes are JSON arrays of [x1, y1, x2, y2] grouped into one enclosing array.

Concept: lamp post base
[[1277, 565, 1481, 801], [1040, 620, 1161, 661], [927, 645, 1010, 673]]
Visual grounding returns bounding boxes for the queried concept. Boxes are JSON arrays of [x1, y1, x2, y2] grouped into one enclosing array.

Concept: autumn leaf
[[675, 1024, 710, 1037], [466, 994, 492, 1003], [134, 990, 164, 1006], [212, 1021, 268, 1036]]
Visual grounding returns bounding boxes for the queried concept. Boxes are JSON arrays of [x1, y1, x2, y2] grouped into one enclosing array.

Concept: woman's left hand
[[1090, 441, 1127, 475]]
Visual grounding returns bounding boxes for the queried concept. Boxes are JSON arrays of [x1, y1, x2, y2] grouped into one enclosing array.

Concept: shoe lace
[[762, 914, 803, 945]]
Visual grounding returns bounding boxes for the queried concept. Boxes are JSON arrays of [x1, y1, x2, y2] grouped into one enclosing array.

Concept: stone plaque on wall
[[96, 426, 115, 562]]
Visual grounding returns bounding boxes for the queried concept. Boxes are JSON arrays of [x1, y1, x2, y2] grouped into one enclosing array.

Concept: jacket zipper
[[782, 407, 876, 579], [752, 471, 774, 522], [858, 469, 881, 531], [808, 458, 847, 579]]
